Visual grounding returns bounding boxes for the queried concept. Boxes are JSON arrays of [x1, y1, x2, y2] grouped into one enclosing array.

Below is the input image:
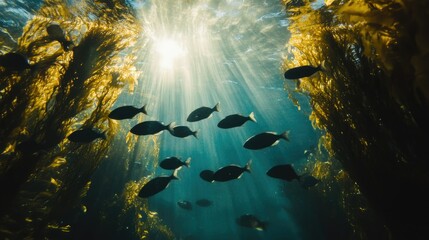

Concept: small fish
[[170, 125, 198, 138], [284, 65, 321, 80], [299, 174, 320, 189], [67, 128, 106, 143], [195, 199, 212, 207], [47, 24, 74, 51], [243, 131, 289, 150], [108, 105, 147, 120], [130, 121, 174, 136], [177, 200, 192, 210], [0, 52, 31, 73], [217, 112, 256, 129], [212, 160, 251, 182], [199, 170, 214, 182], [159, 157, 191, 170], [236, 214, 267, 231], [138, 168, 180, 198], [186, 103, 220, 122], [266, 164, 300, 182]]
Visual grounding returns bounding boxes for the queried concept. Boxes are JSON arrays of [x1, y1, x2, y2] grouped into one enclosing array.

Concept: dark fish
[[130, 121, 174, 136], [212, 160, 251, 182], [138, 168, 180, 198], [236, 214, 267, 231], [217, 112, 256, 129], [67, 128, 106, 143], [170, 125, 198, 138], [108, 105, 147, 120], [186, 103, 220, 122], [266, 164, 300, 181], [199, 170, 214, 182], [0, 52, 31, 73], [243, 131, 289, 150], [284, 65, 321, 80], [159, 157, 191, 170], [195, 199, 212, 207], [177, 200, 192, 210], [300, 174, 320, 189], [47, 24, 74, 51]]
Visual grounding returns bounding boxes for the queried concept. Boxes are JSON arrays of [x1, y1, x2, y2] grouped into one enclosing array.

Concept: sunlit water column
[[130, 0, 319, 239]]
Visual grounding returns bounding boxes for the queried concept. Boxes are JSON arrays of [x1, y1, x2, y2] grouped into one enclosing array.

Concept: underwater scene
[[1, 0, 428, 239]]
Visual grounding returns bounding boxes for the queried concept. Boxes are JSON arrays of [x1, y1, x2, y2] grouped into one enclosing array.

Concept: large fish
[[236, 214, 267, 231], [170, 125, 198, 139], [159, 157, 191, 170], [217, 112, 256, 129], [284, 65, 321, 80], [108, 105, 147, 120], [243, 131, 289, 150], [199, 170, 215, 182], [138, 168, 180, 198], [0, 52, 31, 73], [67, 128, 106, 143], [186, 103, 220, 122], [130, 121, 174, 136], [266, 164, 300, 181], [212, 160, 251, 182], [46, 24, 74, 51]]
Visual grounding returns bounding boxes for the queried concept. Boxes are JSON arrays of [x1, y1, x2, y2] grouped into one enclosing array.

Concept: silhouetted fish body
[[159, 157, 191, 170], [236, 214, 266, 231], [67, 128, 106, 143], [130, 121, 173, 136], [177, 200, 192, 210], [243, 131, 289, 150], [108, 105, 147, 120], [266, 164, 299, 181], [217, 112, 256, 129], [170, 126, 198, 138], [138, 169, 179, 198], [187, 103, 220, 122], [300, 175, 320, 189], [212, 160, 251, 182], [195, 199, 212, 207], [199, 170, 215, 182], [284, 65, 321, 79], [47, 24, 73, 51], [0, 52, 31, 72]]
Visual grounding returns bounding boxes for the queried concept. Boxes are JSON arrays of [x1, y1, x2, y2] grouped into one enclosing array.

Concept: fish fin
[[193, 130, 199, 139], [280, 131, 290, 141], [140, 105, 148, 115], [248, 112, 257, 123], [213, 102, 220, 112], [245, 159, 252, 172], [185, 157, 191, 167], [172, 168, 180, 180]]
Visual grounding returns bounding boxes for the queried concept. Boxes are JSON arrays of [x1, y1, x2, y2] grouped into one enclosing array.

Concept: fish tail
[[248, 112, 257, 123], [280, 131, 290, 141], [193, 130, 199, 139], [213, 102, 220, 112], [184, 157, 191, 167], [140, 105, 148, 115], [318, 60, 325, 72], [166, 122, 176, 134], [172, 168, 180, 180], [245, 159, 252, 173]]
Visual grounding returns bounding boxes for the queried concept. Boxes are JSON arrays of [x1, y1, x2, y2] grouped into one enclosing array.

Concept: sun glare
[[155, 39, 186, 69]]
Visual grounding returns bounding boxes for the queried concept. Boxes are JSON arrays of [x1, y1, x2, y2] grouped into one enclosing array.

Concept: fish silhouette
[[108, 105, 147, 120], [170, 125, 198, 138], [284, 65, 321, 80], [217, 112, 256, 129], [266, 164, 300, 181], [243, 131, 289, 150], [212, 160, 251, 182], [67, 128, 106, 143], [138, 168, 180, 198], [159, 157, 191, 170], [187, 103, 220, 122], [130, 121, 174, 136]]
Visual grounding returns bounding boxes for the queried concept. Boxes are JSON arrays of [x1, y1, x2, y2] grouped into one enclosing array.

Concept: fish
[[284, 65, 321, 80], [108, 105, 147, 120], [138, 168, 180, 198], [170, 125, 198, 139], [243, 131, 289, 150], [299, 174, 320, 189], [46, 24, 74, 51], [266, 164, 300, 181], [195, 199, 212, 207], [212, 160, 251, 182], [186, 103, 220, 122], [67, 128, 106, 143], [236, 214, 267, 231], [159, 157, 191, 170], [217, 112, 256, 129], [177, 200, 192, 210], [130, 121, 174, 136], [0, 52, 31, 73], [199, 170, 215, 182]]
